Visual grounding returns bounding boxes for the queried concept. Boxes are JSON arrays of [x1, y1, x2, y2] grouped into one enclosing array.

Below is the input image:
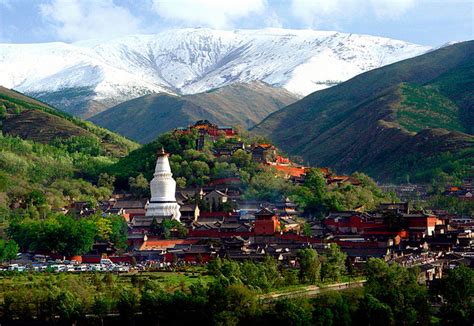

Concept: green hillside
[[0, 87, 141, 222], [89, 82, 299, 143], [0, 86, 138, 157], [252, 41, 474, 183], [396, 83, 464, 133]]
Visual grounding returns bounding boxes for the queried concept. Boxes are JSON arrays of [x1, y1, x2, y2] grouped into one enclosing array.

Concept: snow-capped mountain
[[0, 28, 431, 117]]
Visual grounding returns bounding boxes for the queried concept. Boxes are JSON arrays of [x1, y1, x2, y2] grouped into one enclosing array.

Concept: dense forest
[[1, 256, 472, 325]]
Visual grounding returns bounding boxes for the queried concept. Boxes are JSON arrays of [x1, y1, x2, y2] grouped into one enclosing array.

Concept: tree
[[0, 104, 7, 119], [176, 177, 186, 189], [436, 265, 474, 325], [25, 190, 47, 208], [268, 298, 313, 326], [54, 290, 83, 323], [243, 169, 294, 202], [129, 173, 149, 197], [97, 173, 115, 190], [297, 248, 321, 284], [291, 169, 330, 217], [301, 221, 312, 237], [321, 243, 347, 282], [108, 214, 128, 250], [92, 295, 111, 326], [356, 294, 394, 326], [117, 288, 140, 323], [230, 149, 252, 168], [95, 217, 113, 242], [364, 258, 431, 325], [8, 214, 97, 256], [159, 219, 188, 239], [150, 217, 160, 236], [0, 239, 19, 262]]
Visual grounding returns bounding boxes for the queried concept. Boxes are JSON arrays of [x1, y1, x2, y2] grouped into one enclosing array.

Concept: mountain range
[[0, 28, 430, 118], [88, 81, 298, 143], [253, 41, 474, 182]]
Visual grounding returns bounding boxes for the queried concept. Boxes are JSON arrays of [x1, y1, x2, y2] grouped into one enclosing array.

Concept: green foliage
[[297, 248, 321, 284], [0, 239, 19, 262], [207, 256, 283, 292], [0, 258, 467, 325], [8, 214, 96, 256], [364, 258, 431, 325], [0, 133, 113, 213], [128, 173, 149, 197], [243, 167, 294, 202], [397, 83, 465, 133], [384, 146, 474, 184], [97, 172, 115, 190], [105, 131, 277, 202], [230, 149, 253, 168], [117, 288, 140, 322], [0, 104, 6, 119], [268, 298, 313, 325], [321, 243, 347, 282], [0, 88, 138, 156], [291, 169, 334, 216], [291, 170, 392, 216], [52, 135, 104, 156], [7, 212, 127, 256], [159, 219, 188, 239], [104, 132, 199, 188], [434, 265, 474, 325]]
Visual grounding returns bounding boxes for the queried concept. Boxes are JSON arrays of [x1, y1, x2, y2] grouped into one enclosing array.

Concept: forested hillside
[[0, 87, 138, 221]]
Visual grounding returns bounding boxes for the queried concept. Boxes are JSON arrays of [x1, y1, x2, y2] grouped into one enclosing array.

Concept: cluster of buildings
[[443, 179, 473, 200], [174, 120, 236, 150], [55, 121, 472, 283], [85, 145, 473, 284], [379, 178, 474, 203]]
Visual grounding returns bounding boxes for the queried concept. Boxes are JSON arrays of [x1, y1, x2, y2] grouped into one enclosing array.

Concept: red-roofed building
[[138, 238, 199, 251], [254, 208, 280, 235], [174, 120, 236, 138], [275, 155, 290, 164], [273, 165, 308, 178]]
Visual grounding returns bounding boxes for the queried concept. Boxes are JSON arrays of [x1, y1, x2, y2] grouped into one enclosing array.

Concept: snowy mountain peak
[[0, 28, 431, 117]]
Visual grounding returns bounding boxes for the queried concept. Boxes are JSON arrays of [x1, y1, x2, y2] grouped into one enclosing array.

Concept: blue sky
[[0, 0, 472, 45]]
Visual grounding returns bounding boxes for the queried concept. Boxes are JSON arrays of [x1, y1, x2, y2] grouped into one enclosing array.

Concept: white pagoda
[[145, 147, 181, 221]]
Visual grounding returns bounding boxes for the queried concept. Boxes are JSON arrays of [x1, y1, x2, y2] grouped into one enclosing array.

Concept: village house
[[204, 189, 230, 212], [250, 143, 277, 163]]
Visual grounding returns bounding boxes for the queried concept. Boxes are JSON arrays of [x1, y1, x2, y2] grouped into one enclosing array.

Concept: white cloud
[[264, 11, 283, 28], [291, 0, 417, 27], [151, 0, 267, 28], [39, 0, 142, 42], [371, 0, 416, 19], [0, 0, 12, 9]]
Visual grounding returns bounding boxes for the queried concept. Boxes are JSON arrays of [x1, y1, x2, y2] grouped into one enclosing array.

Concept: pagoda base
[[146, 202, 181, 221]]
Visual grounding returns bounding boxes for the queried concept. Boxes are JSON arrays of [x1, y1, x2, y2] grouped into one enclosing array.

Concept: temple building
[[146, 148, 181, 222]]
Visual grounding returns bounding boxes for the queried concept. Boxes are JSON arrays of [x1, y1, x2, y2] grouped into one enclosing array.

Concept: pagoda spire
[[157, 146, 167, 157]]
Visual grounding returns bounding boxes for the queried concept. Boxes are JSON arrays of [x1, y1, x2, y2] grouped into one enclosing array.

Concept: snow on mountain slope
[[0, 28, 431, 117]]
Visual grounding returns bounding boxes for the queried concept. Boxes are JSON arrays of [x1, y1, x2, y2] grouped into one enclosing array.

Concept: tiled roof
[[140, 239, 198, 250]]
